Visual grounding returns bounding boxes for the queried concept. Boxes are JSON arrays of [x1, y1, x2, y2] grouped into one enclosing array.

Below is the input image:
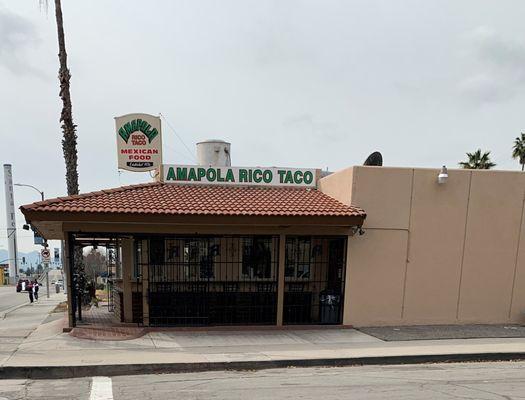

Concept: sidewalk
[[0, 292, 66, 368], [1, 300, 525, 379]]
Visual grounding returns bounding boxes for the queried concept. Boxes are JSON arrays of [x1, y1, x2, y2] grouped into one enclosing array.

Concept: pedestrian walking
[[33, 280, 39, 301], [27, 281, 34, 303]]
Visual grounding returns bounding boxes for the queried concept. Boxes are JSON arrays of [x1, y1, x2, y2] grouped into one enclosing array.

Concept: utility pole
[[3, 165, 18, 285]]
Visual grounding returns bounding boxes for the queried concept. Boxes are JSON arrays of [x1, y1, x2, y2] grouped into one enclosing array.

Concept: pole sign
[[162, 165, 318, 188], [115, 113, 162, 172], [41, 248, 50, 263]]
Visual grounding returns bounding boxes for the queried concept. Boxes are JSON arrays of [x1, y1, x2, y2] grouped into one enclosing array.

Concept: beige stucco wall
[[320, 166, 525, 326]]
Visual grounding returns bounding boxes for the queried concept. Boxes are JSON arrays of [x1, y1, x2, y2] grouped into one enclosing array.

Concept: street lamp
[[14, 183, 44, 201], [14, 183, 49, 298]]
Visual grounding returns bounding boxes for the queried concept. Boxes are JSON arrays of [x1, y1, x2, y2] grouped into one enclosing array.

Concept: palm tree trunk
[[522, 163, 524, 172], [54, 0, 79, 196], [54, 0, 84, 321]]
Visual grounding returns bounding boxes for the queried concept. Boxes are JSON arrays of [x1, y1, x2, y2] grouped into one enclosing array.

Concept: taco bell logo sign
[[115, 113, 163, 172]]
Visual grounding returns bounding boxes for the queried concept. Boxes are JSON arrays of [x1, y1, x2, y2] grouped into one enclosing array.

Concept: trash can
[[55, 284, 60, 293], [319, 290, 341, 324]]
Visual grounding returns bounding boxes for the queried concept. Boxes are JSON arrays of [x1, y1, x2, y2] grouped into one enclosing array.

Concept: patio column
[[342, 234, 352, 326], [141, 253, 150, 326], [64, 232, 75, 329], [276, 233, 286, 326], [121, 239, 134, 323]]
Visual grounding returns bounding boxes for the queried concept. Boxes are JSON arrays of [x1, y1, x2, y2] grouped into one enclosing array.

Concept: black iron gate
[[137, 235, 279, 326], [283, 236, 347, 325]]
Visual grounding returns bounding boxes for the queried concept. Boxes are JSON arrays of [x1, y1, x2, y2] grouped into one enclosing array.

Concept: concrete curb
[[0, 302, 29, 320], [1, 352, 525, 380]]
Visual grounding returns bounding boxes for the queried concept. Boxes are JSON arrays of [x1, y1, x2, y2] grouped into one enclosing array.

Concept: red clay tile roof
[[20, 182, 366, 218]]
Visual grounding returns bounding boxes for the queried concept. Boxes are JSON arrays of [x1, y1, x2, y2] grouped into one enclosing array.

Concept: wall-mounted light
[[438, 166, 448, 184], [351, 226, 366, 236]]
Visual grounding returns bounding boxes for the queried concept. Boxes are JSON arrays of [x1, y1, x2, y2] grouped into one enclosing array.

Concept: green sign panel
[[162, 165, 317, 187]]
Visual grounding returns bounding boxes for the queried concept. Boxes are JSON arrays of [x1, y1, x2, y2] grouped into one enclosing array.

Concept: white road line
[[90, 376, 113, 400]]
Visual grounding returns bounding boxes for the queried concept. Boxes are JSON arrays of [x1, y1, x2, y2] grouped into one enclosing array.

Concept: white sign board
[[41, 249, 51, 263], [115, 113, 163, 172], [162, 165, 318, 187]]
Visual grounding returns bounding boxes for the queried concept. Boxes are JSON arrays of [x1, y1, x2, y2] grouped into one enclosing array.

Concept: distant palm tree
[[512, 133, 525, 171], [459, 149, 496, 169]]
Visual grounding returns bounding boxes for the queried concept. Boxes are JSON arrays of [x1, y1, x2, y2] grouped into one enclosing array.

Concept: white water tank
[[196, 140, 231, 166]]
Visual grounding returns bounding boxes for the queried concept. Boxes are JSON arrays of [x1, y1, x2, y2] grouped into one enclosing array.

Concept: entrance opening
[[283, 236, 347, 325]]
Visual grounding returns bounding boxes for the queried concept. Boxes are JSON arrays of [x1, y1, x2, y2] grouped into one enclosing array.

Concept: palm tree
[[49, 0, 85, 318], [54, 0, 79, 195], [459, 149, 496, 169], [512, 133, 525, 171]]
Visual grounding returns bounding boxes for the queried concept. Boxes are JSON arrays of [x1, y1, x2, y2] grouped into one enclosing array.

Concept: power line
[[159, 113, 198, 163]]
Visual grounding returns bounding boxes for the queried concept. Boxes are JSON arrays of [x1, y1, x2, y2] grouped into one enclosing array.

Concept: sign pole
[[41, 246, 51, 298], [45, 261, 49, 298]]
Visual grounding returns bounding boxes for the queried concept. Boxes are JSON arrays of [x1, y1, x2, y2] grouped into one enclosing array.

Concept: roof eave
[[21, 209, 366, 228]]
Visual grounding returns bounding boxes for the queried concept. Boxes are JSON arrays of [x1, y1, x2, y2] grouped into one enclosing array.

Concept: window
[[285, 237, 312, 279], [149, 238, 165, 265], [242, 237, 272, 279], [183, 239, 216, 279]]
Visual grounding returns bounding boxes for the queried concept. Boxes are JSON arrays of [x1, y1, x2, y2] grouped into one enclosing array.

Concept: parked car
[[16, 279, 30, 292]]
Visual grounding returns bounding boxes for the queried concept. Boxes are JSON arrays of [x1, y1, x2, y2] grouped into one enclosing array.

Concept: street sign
[[41, 248, 51, 262], [34, 234, 44, 245]]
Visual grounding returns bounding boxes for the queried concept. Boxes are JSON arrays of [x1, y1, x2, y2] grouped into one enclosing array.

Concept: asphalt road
[[0, 286, 29, 314], [1, 362, 524, 399]]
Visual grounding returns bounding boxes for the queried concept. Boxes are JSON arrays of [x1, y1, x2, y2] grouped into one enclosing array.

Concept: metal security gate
[[136, 235, 279, 326], [283, 236, 347, 325]]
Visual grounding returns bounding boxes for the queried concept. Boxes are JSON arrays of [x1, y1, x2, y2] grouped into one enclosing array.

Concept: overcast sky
[[1, 0, 524, 252]]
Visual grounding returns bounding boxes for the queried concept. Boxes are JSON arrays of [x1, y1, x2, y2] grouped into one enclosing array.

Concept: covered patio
[[20, 182, 365, 329]]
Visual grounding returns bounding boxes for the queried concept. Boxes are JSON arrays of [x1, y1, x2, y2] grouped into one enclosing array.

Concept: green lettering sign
[[166, 167, 176, 180], [216, 168, 225, 182], [207, 168, 217, 181], [263, 170, 272, 183], [163, 165, 316, 187], [277, 170, 287, 183], [239, 169, 248, 182], [176, 167, 188, 181], [283, 170, 294, 184], [118, 118, 159, 143], [226, 169, 235, 182], [293, 171, 303, 184], [197, 168, 206, 181], [188, 168, 197, 181], [303, 171, 314, 184], [253, 169, 263, 183]]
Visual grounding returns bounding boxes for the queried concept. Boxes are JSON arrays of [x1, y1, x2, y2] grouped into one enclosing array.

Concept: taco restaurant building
[[20, 164, 366, 328], [20, 163, 525, 329]]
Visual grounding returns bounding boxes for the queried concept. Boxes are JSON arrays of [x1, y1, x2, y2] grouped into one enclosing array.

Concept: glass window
[[183, 239, 215, 279], [149, 238, 165, 265], [285, 237, 311, 279], [242, 237, 272, 279]]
